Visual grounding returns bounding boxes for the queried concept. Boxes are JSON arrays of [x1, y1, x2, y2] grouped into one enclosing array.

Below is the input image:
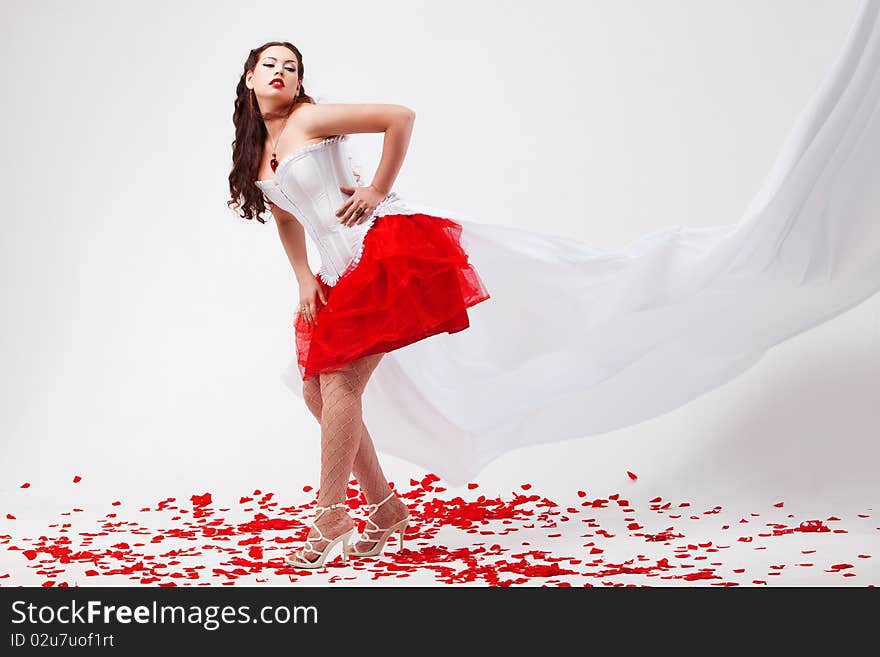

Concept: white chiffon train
[[282, 0, 880, 486]]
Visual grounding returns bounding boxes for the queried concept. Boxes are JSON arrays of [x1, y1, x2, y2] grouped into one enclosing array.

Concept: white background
[[2, 0, 877, 530]]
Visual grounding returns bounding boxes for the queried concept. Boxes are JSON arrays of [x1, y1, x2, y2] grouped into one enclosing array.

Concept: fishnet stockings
[[294, 352, 408, 562]]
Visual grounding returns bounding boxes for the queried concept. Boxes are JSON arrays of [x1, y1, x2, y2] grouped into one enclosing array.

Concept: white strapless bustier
[[256, 135, 418, 285]]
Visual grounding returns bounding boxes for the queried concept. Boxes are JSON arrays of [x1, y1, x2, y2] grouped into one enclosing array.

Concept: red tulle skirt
[[293, 212, 491, 380]]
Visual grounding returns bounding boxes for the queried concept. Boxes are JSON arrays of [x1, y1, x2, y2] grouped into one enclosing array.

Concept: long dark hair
[[227, 41, 316, 223]]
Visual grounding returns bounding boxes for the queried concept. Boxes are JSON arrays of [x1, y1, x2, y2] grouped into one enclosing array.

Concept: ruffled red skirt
[[293, 212, 491, 380]]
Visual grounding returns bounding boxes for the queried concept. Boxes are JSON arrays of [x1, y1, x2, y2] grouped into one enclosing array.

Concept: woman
[[228, 41, 491, 569], [231, 0, 880, 568]]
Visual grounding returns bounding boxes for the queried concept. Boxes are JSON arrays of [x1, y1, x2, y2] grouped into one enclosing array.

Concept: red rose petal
[[191, 493, 212, 508], [827, 563, 854, 572]]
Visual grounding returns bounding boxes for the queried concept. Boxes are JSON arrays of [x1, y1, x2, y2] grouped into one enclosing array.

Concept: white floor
[[2, 464, 876, 587]]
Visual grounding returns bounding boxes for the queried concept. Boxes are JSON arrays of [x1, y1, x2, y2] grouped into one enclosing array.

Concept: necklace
[[268, 97, 297, 172]]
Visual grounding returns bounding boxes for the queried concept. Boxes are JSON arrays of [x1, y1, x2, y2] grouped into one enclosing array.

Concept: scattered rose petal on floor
[[1, 474, 875, 587]]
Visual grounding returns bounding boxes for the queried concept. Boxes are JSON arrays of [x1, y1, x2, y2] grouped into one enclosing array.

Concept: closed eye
[[263, 63, 296, 73]]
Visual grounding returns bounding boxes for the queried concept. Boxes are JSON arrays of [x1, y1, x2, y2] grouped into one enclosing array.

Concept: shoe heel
[[398, 523, 407, 552], [340, 530, 353, 565]]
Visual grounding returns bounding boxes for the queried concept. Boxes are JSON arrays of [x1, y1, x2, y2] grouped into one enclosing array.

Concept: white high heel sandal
[[284, 501, 354, 569], [345, 491, 410, 558]]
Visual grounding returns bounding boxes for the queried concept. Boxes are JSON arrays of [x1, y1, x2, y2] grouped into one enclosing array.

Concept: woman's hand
[[336, 184, 388, 227], [297, 274, 328, 327]]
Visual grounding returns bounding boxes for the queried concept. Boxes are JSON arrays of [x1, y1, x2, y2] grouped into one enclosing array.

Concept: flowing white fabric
[[281, 0, 880, 486]]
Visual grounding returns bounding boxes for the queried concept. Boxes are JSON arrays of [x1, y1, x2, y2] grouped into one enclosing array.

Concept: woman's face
[[248, 45, 301, 101]]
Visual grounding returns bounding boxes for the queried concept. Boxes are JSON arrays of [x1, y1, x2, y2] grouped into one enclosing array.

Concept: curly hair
[[227, 41, 316, 224]]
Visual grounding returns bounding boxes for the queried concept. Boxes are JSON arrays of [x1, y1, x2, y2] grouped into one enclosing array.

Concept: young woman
[[228, 41, 491, 568], [229, 0, 880, 569]]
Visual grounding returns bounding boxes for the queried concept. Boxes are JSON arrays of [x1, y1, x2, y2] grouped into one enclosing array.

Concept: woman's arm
[[299, 103, 416, 195], [269, 201, 313, 285]]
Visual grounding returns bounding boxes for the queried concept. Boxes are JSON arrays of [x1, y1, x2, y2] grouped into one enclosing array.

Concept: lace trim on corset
[[277, 134, 348, 173]]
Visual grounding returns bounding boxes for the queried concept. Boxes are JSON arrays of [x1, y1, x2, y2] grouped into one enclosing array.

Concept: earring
[[248, 88, 253, 111]]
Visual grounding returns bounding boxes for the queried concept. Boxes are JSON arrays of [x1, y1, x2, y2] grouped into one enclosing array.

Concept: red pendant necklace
[[269, 97, 297, 173]]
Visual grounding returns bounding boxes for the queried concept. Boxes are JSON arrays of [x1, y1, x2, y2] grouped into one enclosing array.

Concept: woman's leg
[[300, 353, 409, 554], [291, 352, 384, 562], [301, 354, 389, 501]]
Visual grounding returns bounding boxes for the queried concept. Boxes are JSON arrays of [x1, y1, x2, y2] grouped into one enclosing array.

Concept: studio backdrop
[[1, 0, 877, 516]]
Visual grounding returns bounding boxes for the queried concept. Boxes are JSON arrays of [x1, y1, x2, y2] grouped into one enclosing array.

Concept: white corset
[[255, 134, 418, 286]]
